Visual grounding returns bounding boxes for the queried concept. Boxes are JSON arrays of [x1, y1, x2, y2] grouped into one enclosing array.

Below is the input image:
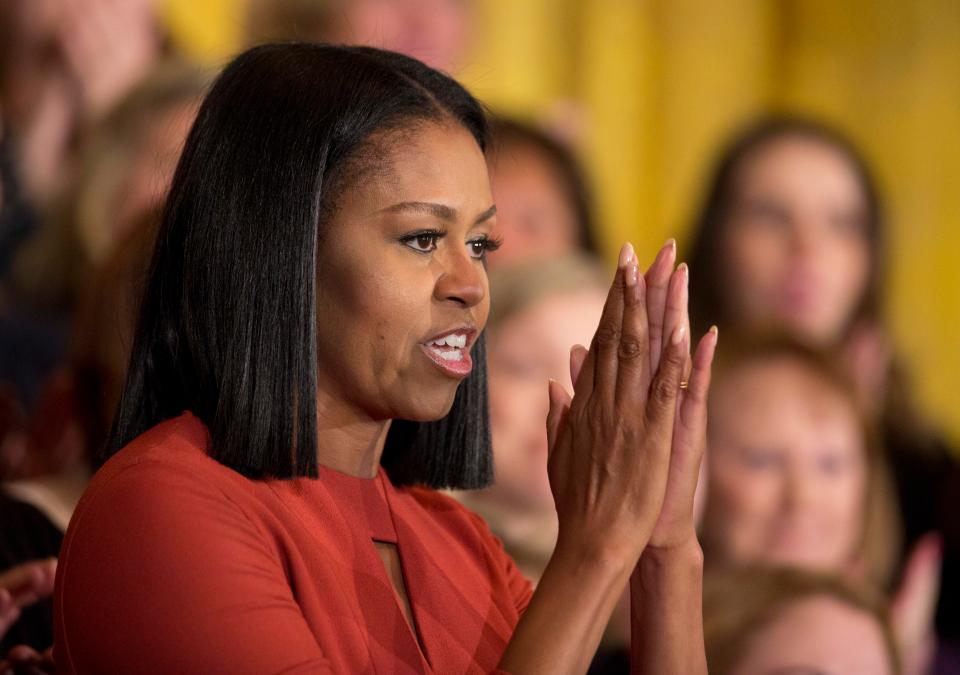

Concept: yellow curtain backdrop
[[160, 0, 960, 445]]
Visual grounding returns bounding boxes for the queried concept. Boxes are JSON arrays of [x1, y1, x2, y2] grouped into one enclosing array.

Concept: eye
[[467, 235, 503, 260], [401, 231, 443, 253], [741, 448, 784, 471]]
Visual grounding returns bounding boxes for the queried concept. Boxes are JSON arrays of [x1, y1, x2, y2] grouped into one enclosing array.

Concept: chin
[[394, 387, 460, 422]]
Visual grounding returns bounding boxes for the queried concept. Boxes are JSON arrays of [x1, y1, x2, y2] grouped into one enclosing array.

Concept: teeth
[[429, 333, 467, 348], [436, 349, 463, 361]]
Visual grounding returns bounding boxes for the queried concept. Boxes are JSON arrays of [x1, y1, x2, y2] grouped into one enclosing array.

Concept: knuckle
[[595, 320, 621, 347], [652, 376, 677, 405], [617, 335, 643, 360]]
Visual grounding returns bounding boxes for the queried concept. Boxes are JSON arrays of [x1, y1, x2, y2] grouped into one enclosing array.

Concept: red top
[[54, 412, 532, 673]]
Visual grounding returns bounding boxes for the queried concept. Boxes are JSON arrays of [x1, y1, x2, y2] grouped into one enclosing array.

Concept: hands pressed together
[[545, 239, 717, 568]]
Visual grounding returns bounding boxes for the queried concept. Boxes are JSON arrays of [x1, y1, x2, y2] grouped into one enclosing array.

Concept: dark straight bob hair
[[106, 43, 493, 489]]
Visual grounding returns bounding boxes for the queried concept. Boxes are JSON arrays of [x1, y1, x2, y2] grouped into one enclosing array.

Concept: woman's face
[[314, 121, 495, 423], [326, 0, 474, 73], [720, 136, 872, 344], [486, 289, 605, 511], [731, 596, 892, 675], [487, 144, 581, 267], [705, 357, 867, 572]]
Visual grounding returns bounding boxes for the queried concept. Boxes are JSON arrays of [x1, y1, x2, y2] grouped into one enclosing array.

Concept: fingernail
[[626, 260, 639, 286], [671, 323, 687, 345], [665, 238, 677, 255], [678, 261, 688, 281], [709, 325, 719, 336], [618, 241, 635, 268]]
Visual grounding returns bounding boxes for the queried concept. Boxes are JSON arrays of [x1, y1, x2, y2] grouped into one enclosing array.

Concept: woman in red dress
[[53, 43, 717, 674]]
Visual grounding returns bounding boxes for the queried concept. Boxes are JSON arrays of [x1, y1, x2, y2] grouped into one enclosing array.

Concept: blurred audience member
[[701, 336, 941, 674], [0, 210, 158, 652], [486, 117, 599, 266], [0, 62, 205, 415], [0, 0, 162, 266], [457, 254, 606, 581], [701, 336, 900, 586], [245, 0, 475, 73], [687, 117, 960, 645], [704, 566, 898, 675]]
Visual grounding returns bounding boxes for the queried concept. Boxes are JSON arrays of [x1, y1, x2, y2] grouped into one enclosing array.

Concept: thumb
[[569, 344, 588, 389], [546, 379, 571, 460], [892, 533, 943, 637]]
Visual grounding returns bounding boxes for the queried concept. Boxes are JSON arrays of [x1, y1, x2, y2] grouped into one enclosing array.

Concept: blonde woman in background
[[700, 336, 939, 674]]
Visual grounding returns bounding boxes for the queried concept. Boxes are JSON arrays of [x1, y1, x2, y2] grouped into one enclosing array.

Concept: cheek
[[823, 238, 871, 305], [709, 455, 782, 530], [723, 227, 787, 302]]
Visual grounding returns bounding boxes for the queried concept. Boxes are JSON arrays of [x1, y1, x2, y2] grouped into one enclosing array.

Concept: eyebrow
[[381, 201, 497, 225]]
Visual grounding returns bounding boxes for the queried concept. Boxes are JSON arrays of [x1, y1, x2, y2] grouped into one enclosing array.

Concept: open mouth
[[419, 329, 475, 378]]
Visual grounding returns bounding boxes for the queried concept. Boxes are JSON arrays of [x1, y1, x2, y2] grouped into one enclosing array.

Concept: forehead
[[335, 120, 492, 215], [709, 357, 861, 444], [734, 135, 866, 207], [737, 596, 891, 674]]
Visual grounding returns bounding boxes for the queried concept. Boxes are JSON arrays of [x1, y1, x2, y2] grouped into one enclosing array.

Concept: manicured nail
[[665, 238, 677, 255], [618, 242, 635, 268], [626, 260, 639, 286], [709, 325, 718, 336], [671, 323, 687, 345], [677, 261, 688, 281]]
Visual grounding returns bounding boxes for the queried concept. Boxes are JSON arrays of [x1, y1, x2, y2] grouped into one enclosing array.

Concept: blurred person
[[245, 0, 475, 73], [701, 336, 900, 584], [0, 0, 162, 267], [703, 566, 899, 675], [701, 336, 942, 674], [0, 210, 159, 654], [456, 254, 607, 581], [485, 117, 600, 267], [687, 117, 960, 644], [0, 61, 206, 418]]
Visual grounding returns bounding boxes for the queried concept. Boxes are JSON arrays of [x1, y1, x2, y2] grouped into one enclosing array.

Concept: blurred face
[[487, 144, 581, 267], [326, 0, 473, 73], [731, 596, 892, 675], [314, 121, 496, 423], [112, 100, 200, 246], [720, 136, 871, 343], [486, 290, 605, 511], [705, 357, 867, 571]]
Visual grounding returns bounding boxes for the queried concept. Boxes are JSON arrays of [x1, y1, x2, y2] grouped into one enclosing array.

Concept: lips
[[419, 328, 476, 378]]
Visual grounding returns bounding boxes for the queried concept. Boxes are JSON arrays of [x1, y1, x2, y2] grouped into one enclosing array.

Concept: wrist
[[633, 536, 703, 586], [552, 534, 636, 583]]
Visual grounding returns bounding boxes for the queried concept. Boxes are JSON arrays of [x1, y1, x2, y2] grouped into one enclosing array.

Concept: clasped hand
[[545, 241, 717, 566]]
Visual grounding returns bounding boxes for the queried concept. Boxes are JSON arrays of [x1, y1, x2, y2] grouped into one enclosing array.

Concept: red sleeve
[[462, 508, 534, 618], [54, 459, 333, 674]]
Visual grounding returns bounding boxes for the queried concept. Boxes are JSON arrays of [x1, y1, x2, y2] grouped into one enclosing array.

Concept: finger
[[546, 379, 572, 457], [569, 344, 588, 389], [675, 327, 718, 454], [614, 265, 649, 409], [892, 532, 943, 634], [644, 239, 677, 376], [579, 243, 633, 404], [662, 263, 690, 364], [644, 322, 688, 453]]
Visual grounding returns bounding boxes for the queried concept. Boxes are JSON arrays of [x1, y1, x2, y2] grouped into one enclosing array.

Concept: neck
[[315, 388, 391, 478]]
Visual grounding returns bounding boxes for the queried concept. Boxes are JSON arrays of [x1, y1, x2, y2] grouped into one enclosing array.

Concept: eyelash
[[400, 229, 503, 260]]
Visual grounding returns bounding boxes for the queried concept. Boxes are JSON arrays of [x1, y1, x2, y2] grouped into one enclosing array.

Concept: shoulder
[[81, 412, 250, 511], [61, 412, 274, 572]]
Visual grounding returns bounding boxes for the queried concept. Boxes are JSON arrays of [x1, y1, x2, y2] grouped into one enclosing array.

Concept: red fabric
[[54, 412, 532, 673]]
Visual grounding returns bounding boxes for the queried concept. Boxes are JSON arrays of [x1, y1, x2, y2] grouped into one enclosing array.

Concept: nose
[[433, 250, 485, 307], [782, 464, 816, 514]]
